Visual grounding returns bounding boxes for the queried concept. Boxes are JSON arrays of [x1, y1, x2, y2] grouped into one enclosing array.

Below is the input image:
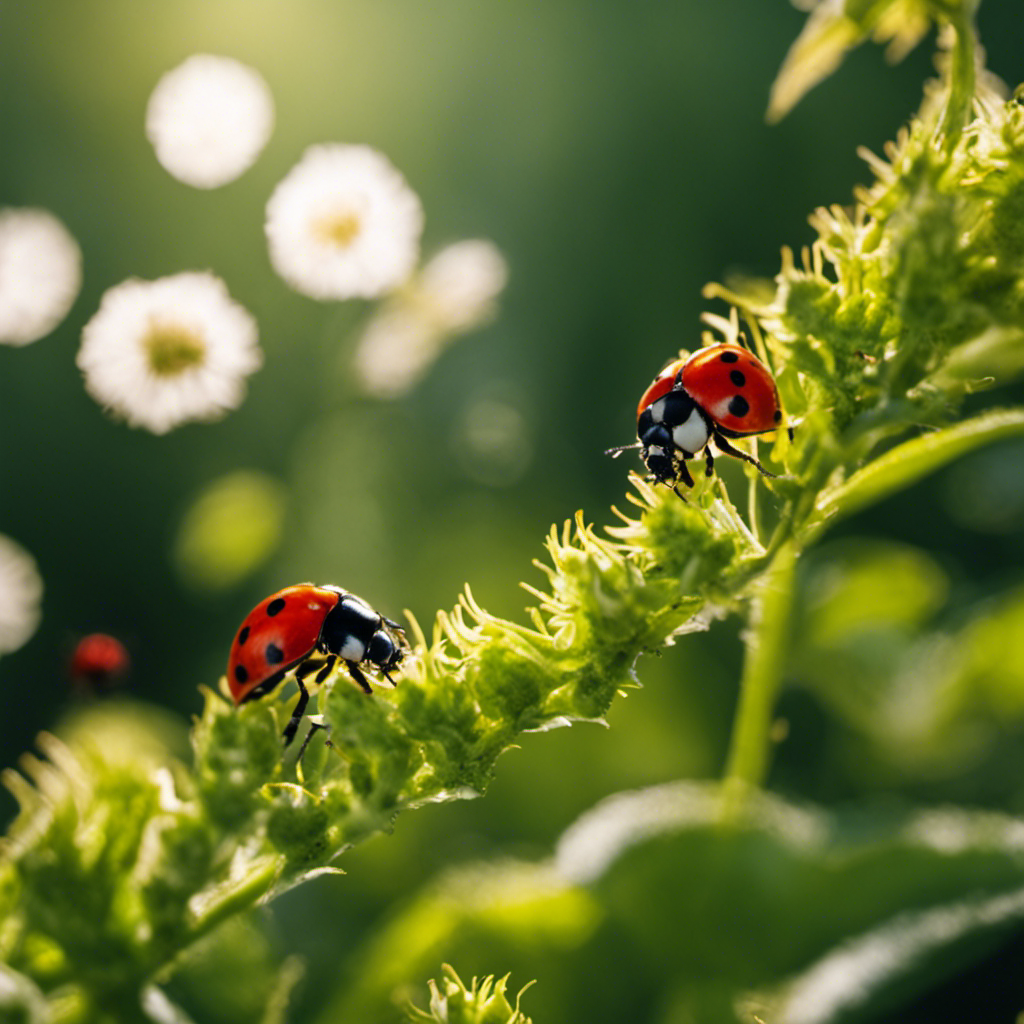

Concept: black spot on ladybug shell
[[728, 395, 750, 418], [720, 350, 739, 363], [238, 625, 250, 645], [234, 664, 249, 683], [265, 642, 284, 665], [729, 370, 746, 387], [774, 410, 782, 423], [266, 597, 286, 616]]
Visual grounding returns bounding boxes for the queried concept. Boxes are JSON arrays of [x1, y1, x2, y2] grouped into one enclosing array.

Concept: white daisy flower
[[0, 207, 82, 346], [353, 239, 508, 399], [77, 272, 262, 434], [146, 54, 274, 189], [0, 534, 43, 655], [265, 143, 423, 300]]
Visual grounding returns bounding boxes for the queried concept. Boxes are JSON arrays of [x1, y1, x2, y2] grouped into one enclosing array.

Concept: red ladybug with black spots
[[227, 583, 407, 746], [607, 342, 784, 494], [69, 633, 130, 693]]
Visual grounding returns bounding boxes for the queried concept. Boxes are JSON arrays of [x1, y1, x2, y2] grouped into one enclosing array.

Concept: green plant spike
[[406, 965, 536, 1024]]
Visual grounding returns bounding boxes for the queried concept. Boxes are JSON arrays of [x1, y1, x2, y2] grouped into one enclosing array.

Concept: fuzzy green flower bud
[[408, 965, 535, 1024]]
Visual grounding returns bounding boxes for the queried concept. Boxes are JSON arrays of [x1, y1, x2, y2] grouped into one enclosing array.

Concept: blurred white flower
[[146, 54, 274, 188], [77, 272, 262, 434], [352, 308, 435, 399], [0, 208, 82, 346], [0, 534, 43, 655], [417, 240, 508, 331], [353, 239, 508, 399], [265, 143, 423, 300]]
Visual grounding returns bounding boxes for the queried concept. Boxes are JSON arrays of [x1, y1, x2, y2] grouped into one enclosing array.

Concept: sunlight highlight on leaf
[[779, 885, 1024, 1024]]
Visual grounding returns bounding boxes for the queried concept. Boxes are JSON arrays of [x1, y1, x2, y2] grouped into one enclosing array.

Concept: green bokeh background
[[4, 2, 1024, 1020]]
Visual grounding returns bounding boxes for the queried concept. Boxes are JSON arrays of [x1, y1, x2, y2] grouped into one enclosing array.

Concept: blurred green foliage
[[172, 472, 287, 592], [5, 1, 1024, 1023]]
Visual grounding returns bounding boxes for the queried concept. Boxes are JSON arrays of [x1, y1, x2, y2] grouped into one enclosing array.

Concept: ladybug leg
[[704, 447, 715, 478], [674, 459, 695, 490], [294, 658, 321, 683], [283, 674, 313, 748], [345, 661, 374, 695], [713, 433, 778, 479], [313, 655, 337, 684], [294, 717, 332, 766]]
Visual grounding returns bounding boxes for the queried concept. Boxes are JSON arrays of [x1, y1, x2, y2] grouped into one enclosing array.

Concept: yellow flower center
[[144, 323, 207, 377], [315, 210, 362, 249]]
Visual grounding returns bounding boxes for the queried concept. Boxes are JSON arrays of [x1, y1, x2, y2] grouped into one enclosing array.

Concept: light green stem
[[939, 7, 977, 145], [721, 540, 797, 818]]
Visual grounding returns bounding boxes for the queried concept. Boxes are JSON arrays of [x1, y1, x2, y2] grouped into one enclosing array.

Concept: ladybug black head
[[639, 421, 672, 452], [367, 627, 404, 672]]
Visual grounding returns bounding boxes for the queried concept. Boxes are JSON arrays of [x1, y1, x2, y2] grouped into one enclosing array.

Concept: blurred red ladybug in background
[[69, 633, 130, 693]]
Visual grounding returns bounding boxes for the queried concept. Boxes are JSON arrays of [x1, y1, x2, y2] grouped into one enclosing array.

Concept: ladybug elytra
[[607, 343, 784, 493], [226, 583, 407, 746]]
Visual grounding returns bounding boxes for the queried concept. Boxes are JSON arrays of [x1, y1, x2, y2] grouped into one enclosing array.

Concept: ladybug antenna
[[605, 441, 643, 458]]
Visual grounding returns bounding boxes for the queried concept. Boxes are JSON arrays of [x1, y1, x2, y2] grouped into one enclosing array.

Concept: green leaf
[[0, 964, 48, 1024], [930, 326, 1024, 395], [791, 579, 1024, 778], [800, 540, 948, 647], [787, 540, 950, 747], [952, 585, 1024, 718], [770, 884, 1024, 1024], [767, 0, 938, 123], [555, 781, 1024, 994], [162, 916, 303, 1024], [316, 861, 598, 1024], [807, 408, 1024, 536]]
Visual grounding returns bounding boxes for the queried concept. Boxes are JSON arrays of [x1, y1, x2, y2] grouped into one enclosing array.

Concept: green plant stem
[[720, 539, 797, 819], [940, 6, 977, 144]]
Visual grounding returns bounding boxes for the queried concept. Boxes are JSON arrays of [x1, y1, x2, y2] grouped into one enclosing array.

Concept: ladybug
[[606, 342, 784, 493], [70, 633, 130, 692], [226, 583, 407, 746]]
